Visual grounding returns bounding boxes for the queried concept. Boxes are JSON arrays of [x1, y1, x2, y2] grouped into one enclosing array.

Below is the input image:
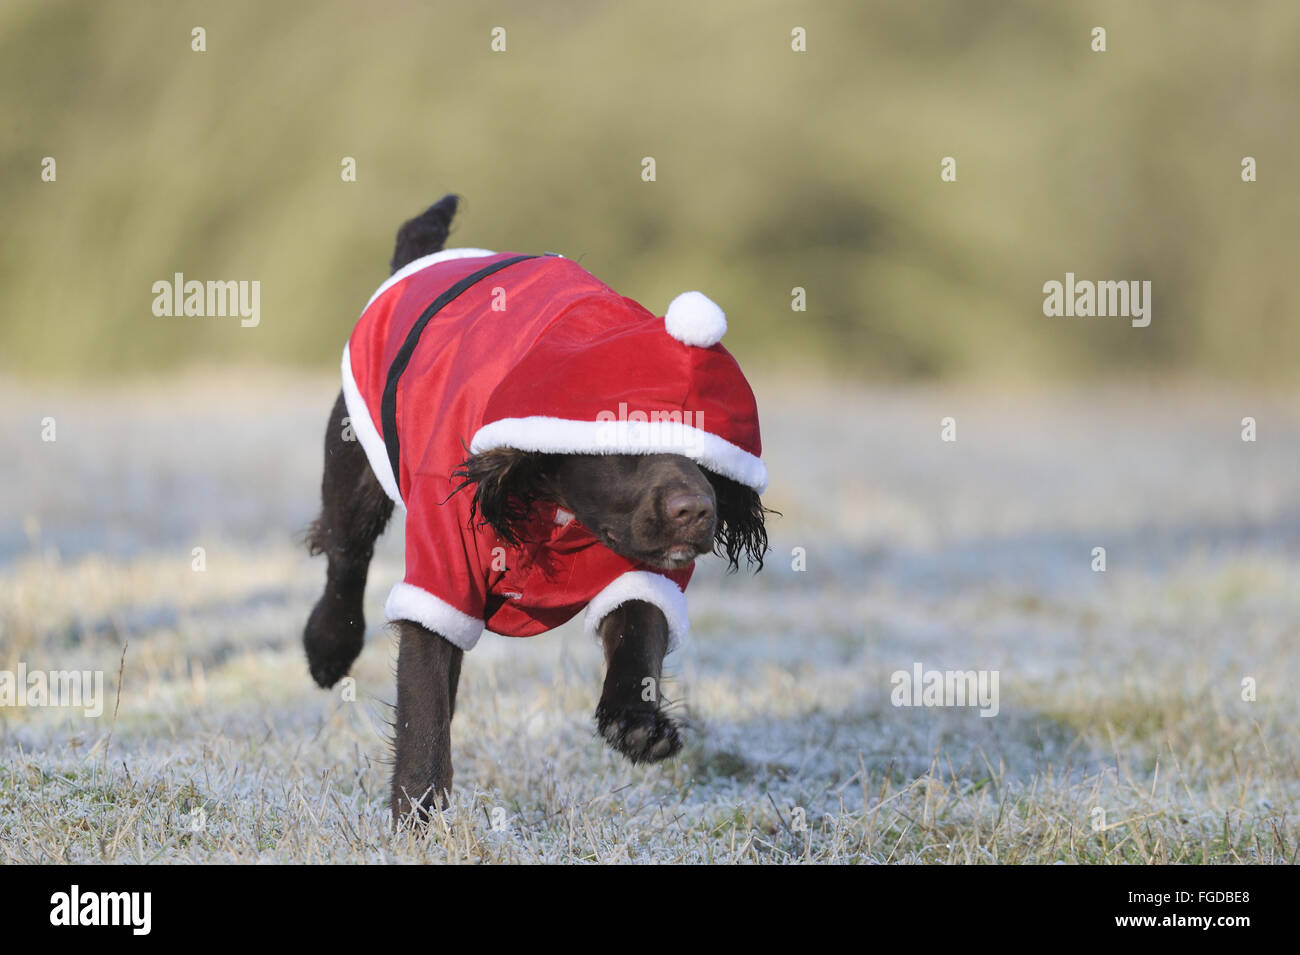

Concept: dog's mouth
[[644, 536, 715, 570], [600, 528, 711, 570], [655, 543, 701, 570]]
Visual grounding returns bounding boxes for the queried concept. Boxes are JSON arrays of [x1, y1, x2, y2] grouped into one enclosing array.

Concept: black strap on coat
[[380, 254, 539, 496]]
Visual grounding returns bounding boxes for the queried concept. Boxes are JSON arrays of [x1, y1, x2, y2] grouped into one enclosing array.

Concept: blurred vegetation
[[1, 0, 1297, 382]]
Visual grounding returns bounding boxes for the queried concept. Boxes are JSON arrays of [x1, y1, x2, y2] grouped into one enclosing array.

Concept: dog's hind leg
[[391, 619, 463, 822], [303, 390, 394, 688], [594, 602, 682, 763]]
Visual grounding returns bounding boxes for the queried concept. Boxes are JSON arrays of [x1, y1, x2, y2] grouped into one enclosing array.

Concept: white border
[[471, 416, 768, 493], [340, 342, 404, 507], [385, 582, 486, 651], [363, 247, 497, 312], [583, 570, 690, 654]]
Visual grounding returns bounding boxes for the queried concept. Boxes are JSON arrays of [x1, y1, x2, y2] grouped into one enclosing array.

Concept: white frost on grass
[[0, 373, 1297, 862]]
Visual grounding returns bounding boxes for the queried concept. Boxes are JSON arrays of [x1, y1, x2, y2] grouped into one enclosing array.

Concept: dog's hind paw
[[303, 600, 364, 689], [596, 704, 683, 764]]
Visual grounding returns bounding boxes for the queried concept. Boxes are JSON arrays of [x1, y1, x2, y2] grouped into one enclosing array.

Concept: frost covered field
[[1, 371, 1297, 864]]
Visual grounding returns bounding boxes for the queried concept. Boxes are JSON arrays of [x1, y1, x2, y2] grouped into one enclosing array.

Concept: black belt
[[380, 254, 541, 493]]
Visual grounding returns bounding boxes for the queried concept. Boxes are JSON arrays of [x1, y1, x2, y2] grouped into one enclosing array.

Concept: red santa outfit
[[341, 248, 766, 652]]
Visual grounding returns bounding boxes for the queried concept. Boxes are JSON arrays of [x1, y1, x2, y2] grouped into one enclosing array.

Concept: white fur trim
[[471, 416, 767, 493], [340, 342, 405, 507], [363, 247, 498, 312], [385, 582, 485, 651], [584, 571, 690, 653], [665, 291, 727, 347]]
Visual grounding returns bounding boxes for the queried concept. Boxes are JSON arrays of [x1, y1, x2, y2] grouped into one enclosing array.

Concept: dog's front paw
[[596, 703, 682, 764]]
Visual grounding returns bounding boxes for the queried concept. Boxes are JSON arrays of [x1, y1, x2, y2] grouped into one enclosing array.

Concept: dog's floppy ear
[[452, 448, 553, 546], [706, 471, 775, 572]]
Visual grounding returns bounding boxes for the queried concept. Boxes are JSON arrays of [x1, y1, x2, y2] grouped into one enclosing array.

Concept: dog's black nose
[[664, 492, 714, 529]]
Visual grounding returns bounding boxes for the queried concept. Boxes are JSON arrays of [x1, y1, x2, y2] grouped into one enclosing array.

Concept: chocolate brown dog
[[303, 196, 769, 822]]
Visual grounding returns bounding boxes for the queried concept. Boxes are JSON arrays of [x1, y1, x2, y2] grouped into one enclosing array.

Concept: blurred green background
[[2, 0, 1296, 382]]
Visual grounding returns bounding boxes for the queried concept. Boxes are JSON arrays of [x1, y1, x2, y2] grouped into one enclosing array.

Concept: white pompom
[[664, 291, 727, 347]]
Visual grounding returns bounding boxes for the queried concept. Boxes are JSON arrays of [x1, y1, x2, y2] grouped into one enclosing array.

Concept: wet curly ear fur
[[452, 448, 554, 546], [705, 471, 775, 572]]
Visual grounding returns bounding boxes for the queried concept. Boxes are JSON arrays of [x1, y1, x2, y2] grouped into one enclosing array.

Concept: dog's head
[[454, 449, 770, 572]]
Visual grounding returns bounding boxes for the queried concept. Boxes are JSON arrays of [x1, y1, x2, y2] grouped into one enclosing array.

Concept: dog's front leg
[[595, 600, 682, 763], [391, 620, 463, 822]]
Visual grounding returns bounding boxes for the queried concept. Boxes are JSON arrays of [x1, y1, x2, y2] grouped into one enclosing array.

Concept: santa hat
[[469, 287, 767, 492]]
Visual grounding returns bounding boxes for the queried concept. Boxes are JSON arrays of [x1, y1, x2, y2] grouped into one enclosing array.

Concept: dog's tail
[[390, 194, 459, 274]]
